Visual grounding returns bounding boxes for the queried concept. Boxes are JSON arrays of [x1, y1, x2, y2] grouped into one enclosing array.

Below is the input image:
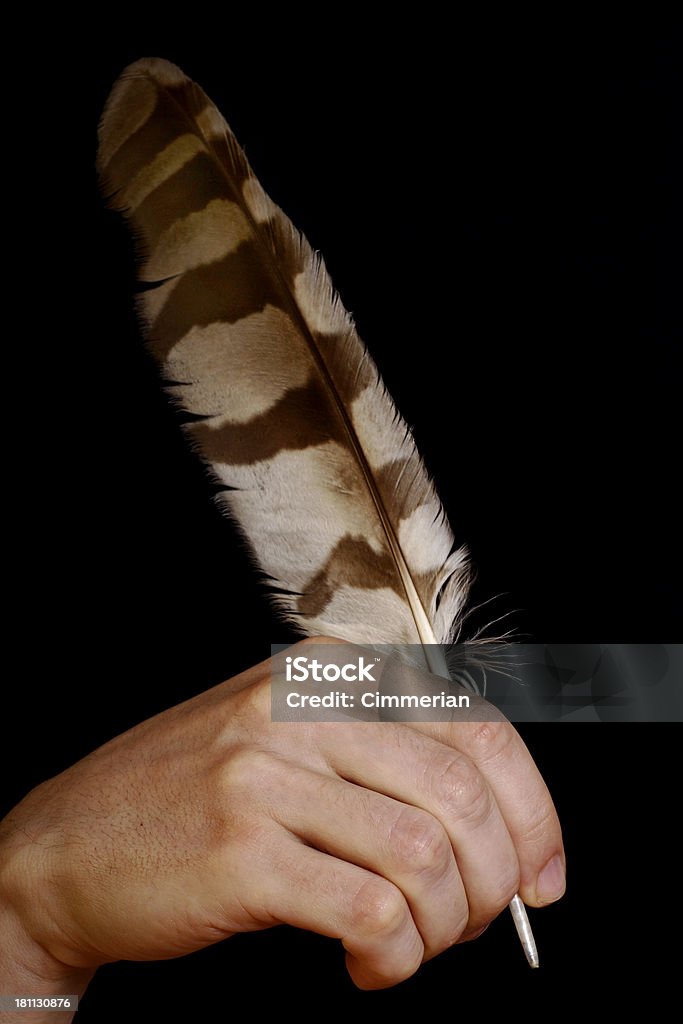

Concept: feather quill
[[98, 58, 470, 675], [99, 57, 539, 968]]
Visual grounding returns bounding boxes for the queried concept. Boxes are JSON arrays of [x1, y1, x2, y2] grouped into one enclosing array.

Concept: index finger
[[411, 716, 565, 907], [363, 648, 566, 909]]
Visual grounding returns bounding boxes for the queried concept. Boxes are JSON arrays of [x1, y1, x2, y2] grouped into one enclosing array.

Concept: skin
[[0, 638, 565, 1022]]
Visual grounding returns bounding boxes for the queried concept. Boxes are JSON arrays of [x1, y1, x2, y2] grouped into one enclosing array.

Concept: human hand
[[0, 639, 564, 999]]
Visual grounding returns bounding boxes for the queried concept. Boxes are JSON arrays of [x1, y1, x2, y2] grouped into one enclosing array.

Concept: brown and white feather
[[98, 58, 470, 665]]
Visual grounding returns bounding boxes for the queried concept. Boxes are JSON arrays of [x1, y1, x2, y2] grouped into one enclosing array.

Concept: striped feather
[[98, 58, 470, 671]]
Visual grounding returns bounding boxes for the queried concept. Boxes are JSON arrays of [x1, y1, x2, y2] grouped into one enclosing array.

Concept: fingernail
[[536, 854, 566, 904]]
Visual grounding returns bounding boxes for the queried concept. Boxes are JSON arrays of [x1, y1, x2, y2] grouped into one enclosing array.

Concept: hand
[[0, 639, 565, 994]]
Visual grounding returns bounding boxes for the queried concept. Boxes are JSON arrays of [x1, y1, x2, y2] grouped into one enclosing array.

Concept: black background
[[3, 20, 681, 1019]]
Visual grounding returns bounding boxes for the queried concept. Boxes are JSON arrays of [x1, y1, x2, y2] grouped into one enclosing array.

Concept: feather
[[98, 57, 469, 675]]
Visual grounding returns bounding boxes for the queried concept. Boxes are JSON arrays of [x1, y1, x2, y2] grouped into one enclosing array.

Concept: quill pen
[[98, 57, 538, 968]]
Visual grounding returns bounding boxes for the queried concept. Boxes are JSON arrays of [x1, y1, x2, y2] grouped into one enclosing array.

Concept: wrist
[[0, 900, 93, 1023], [0, 809, 94, 1022], [0, 895, 95, 984]]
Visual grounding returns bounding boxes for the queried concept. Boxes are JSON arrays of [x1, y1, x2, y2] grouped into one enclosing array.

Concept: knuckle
[[350, 878, 408, 937], [388, 808, 451, 877], [219, 747, 278, 793], [434, 757, 492, 828], [228, 674, 272, 731], [467, 719, 516, 762]]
